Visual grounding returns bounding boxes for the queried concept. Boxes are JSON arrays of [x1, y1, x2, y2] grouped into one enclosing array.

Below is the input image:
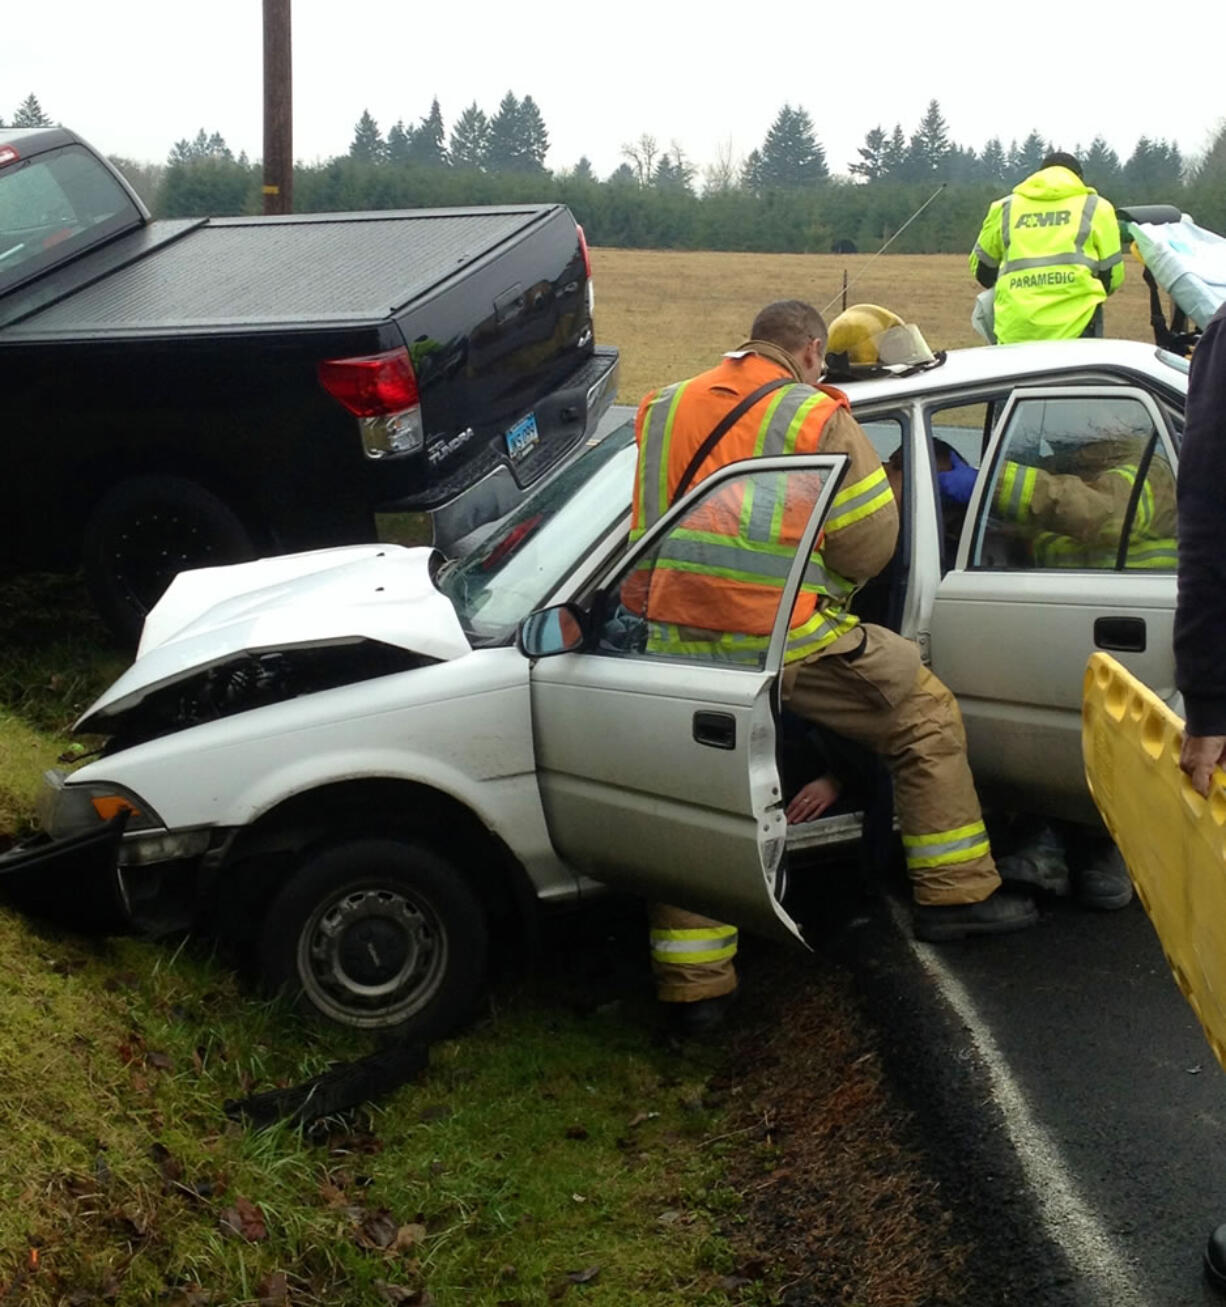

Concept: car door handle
[[1094, 616, 1146, 653], [693, 711, 736, 750]]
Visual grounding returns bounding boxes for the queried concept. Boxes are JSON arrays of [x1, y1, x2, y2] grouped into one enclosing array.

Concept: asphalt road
[[799, 873, 1226, 1306]]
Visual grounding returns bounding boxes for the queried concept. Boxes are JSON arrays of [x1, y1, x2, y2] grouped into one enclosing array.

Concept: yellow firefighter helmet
[[825, 303, 935, 373]]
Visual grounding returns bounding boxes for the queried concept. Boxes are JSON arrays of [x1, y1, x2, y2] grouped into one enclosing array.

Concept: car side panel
[[73, 648, 578, 901]]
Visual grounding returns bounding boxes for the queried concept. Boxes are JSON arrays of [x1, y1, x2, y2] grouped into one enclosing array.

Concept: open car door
[[929, 384, 1179, 820], [519, 452, 848, 942]]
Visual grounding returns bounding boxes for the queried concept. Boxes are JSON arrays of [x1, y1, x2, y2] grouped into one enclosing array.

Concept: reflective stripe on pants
[[649, 903, 739, 1003]]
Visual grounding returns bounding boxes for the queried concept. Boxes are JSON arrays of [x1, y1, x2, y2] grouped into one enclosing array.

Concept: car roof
[[0, 126, 81, 157], [604, 341, 1186, 430], [837, 338, 1186, 404]]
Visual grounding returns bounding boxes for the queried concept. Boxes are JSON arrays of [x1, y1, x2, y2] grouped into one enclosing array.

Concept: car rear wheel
[[259, 838, 489, 1039], [82, 475, 258, 644]]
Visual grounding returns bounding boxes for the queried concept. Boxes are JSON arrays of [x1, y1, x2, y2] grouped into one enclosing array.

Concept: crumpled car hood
[[77, 545, 471, 732]]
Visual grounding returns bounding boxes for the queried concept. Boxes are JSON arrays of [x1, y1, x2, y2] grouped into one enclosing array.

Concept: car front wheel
[[259, 838, 489, 1039]]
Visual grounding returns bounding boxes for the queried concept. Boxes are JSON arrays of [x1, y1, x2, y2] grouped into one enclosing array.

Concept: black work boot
[[911, 888, 1038, 943], [665, 987, 738, 1037], [1205, 1223, 1226, 1292], [1072, 846, 1133, 911], [995, 823, 1071, 897]]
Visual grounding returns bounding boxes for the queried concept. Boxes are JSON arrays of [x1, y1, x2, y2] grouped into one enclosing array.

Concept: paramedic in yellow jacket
[[992, 435, 1177, 570], [635, 300, 1038, 1033], [970, 152, 1125, 343]]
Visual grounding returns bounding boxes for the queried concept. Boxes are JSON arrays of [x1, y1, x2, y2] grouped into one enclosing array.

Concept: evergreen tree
[[408, 97, 448, 167], [1012, 129, 1048, 178], [571, 156, 595, 183], [386, 120, 413, 165], [883, 124, 908, 179], [980, 137, 1007, 188], [1124, 137, 1183, 193], [849, 126, 888, 182], [349, 110, 385, 163], [167, 129, 233, 165], [607, 162, 637, 186], [652, 150, 694, 194], [486, 92, 529, 172], [449, 103, 488, 169], [1083, 136, 1122, 195], [740, 148, 763, 192], [908, 99, 950, 176], [519, 95, 550, 172], [11, 94, 51, 127], [755, 105, 827, 189]]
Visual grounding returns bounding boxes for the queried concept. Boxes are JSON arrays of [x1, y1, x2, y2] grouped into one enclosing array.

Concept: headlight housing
[[37, 769, 164, 841]]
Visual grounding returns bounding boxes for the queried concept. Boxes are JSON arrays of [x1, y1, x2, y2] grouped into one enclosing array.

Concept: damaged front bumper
[[0, 793, 214, 935], [0, 813, 132, 932]]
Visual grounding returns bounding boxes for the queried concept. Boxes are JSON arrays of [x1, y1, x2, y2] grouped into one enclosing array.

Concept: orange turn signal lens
[[90, 796, 139, 822]]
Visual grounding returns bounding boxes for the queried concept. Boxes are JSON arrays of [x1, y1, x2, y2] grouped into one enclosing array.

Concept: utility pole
[[262, 0, 292, 214]]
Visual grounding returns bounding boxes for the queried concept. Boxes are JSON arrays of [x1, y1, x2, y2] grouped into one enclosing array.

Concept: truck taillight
[[576, 223, 595, 315], [0, 146, 19, 167], [318, 347, 424, 459]]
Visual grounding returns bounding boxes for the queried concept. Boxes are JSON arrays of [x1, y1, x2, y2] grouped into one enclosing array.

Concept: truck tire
[[82, 475, 258, 644], [259, 838, 489, 1039]]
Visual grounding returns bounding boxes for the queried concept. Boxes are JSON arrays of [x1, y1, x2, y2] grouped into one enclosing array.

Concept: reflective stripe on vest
[[1033, 530, 1177, 570], [994, 460, 1038, 521], [632, 374, 860, 663], [645, 604, 861, 666]]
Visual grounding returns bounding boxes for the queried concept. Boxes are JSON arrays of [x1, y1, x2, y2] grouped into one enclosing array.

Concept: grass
[[589, 247, 1161, 402]]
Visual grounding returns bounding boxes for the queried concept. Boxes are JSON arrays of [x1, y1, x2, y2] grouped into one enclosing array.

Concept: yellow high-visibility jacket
[[970, 166, 1124, 343]]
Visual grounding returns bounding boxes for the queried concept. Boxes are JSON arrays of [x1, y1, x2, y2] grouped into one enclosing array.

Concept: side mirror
[[517, 603, 589, 658]]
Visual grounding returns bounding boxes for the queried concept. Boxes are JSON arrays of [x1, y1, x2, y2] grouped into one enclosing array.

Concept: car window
[[972, 394, 1177, 572], [438, 424, 636, 641], [592, 464, 832, 670], [929, 402, 992, 469], [0, 144, 143, 294], [857, 416, 904, 461]]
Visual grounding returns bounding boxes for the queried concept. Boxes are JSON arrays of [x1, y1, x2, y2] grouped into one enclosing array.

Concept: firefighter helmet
[[825, 303, 936, 374]]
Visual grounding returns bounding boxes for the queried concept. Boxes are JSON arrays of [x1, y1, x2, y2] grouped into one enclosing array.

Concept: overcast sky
[[7, 1, 1225, 181]]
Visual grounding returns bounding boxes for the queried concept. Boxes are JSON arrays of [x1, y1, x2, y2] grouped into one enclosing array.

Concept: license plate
[[505, 412, 540, 462]]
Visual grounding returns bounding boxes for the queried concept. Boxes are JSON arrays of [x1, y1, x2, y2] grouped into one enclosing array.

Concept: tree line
[[8, 91, 1226, 255]]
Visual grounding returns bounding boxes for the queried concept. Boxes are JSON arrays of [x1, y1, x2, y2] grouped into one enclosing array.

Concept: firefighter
[[970, 152, 1124, 343], [983, 434, 1176, 908], [991, 435, 1178, 570], [637, 300, 1036, 1031]]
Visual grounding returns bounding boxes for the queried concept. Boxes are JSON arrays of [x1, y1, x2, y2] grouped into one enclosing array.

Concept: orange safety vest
[[629, 353, 857, 663]]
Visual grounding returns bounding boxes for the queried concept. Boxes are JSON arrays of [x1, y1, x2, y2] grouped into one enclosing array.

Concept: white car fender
[[74, 648, 577, 897]]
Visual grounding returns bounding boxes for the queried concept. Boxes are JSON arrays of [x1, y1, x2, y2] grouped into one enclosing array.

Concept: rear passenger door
[[928, 386, 1178, 821]]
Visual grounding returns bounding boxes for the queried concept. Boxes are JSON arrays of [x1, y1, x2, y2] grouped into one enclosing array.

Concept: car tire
[[82, 475, 258, 644], [258, 838, 489, 1040]]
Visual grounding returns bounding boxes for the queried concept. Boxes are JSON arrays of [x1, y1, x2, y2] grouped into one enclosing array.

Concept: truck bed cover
[[0, 205, 556, 339]]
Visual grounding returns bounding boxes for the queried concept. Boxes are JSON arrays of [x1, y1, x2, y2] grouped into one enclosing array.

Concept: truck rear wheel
[[259, 838, 489, 1040], [83, 475, 258, 644]]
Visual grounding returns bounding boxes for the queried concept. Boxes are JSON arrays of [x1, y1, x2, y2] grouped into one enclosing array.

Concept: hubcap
[[298, 885, 448, 1029]]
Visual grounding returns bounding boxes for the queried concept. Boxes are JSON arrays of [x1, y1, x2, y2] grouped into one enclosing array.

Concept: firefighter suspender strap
[[672, 378, 793, 502]]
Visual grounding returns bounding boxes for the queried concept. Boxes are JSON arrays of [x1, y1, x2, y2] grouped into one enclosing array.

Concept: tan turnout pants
[[651, 622, 1000, 1003], [782, 622, 1000, 906]]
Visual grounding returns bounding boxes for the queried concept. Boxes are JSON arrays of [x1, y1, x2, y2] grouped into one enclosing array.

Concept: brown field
[[590, 248, 1158, 402]]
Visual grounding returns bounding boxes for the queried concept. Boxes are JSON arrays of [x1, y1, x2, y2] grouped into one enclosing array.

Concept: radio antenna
[[821, 182, 947, 315]]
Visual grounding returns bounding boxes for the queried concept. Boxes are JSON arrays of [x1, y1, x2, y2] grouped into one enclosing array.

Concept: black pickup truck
[[0, 127, 618, 638]]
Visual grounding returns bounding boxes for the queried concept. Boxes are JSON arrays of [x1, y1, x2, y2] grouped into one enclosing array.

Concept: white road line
[[888, 899, 1152, 1307]]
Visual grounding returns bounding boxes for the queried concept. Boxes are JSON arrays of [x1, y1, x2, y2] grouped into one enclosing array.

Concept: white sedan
[[4, 339, 1188, 1038]]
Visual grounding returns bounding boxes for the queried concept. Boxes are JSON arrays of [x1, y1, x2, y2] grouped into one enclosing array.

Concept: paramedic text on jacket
[[969, 151, 1124, 343]]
